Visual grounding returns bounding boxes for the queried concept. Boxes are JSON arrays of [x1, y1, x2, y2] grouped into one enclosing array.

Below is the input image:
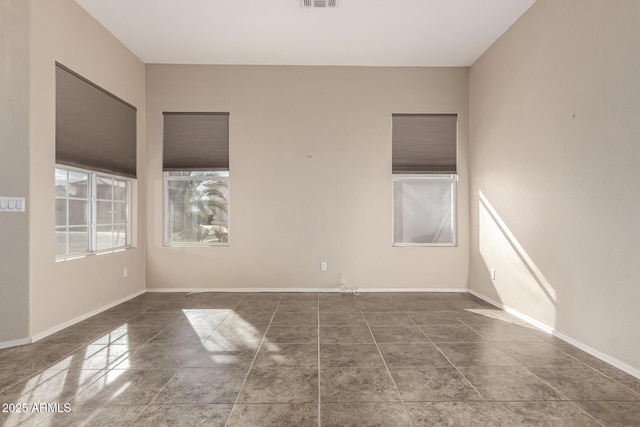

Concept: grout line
[[317, 295, 321, 427], [430, 341, 486, 401], [455, 314, 640, 404], [410, 314, 486, 402], [550, 346, 595, 368], [564, 401, 607, 427], [519, 367, 576, 403], [361, 307, 417, 427], [223, 294, 283, 427], [409, 316, 434, 345], [22, 292, 637, 427], [447, 316, 576, 401], [469, 290, 640, 380], [94, 294, 248, 427], [418, 315, 627, 425], [548, 345, 640, 398], [145, 367, 182, 406]]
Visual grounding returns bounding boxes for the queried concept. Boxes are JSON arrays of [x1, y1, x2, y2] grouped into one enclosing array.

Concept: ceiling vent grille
[[302, 0, 337, 8]]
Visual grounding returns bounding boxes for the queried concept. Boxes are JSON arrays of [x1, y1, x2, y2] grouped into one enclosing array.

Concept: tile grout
[[317, 295, 321, 427], [410, 309, 488, 405], [223, 294, 282, 427], [4, 292, 639, 426], [359, 300, 418, 427]]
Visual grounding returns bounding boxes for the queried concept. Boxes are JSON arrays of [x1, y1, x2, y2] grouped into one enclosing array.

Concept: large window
[[55, 63, 137, 259], [163, 112, 230, 246], [56, 167, 131, 258], [392, 113, 458, 246], [165, 171, 229, 244]]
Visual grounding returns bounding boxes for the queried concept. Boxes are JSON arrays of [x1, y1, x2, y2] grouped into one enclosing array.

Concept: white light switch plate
[[0, 197, 26, 212]]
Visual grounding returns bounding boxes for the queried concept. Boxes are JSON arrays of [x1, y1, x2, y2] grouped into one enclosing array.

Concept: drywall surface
[[146, 65, 469, 290], [0, 0, 30, 343], [469, 0, 640, 371], [29, 0, 146, 336]]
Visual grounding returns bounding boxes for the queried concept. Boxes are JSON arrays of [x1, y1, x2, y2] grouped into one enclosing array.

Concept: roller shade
[[392, 113, 457, 174], [163, 112, 230, 171], [56, 63, 137, 178]]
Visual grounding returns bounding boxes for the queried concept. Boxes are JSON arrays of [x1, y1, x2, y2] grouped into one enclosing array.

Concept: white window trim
[[163, 171, 230, 247], [55, 167, 91, 258], [55, 165, 133, 261], [392, 173, 458, 247], [93, 172, 132, 253]]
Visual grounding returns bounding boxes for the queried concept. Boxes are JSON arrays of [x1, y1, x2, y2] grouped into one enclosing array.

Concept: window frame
[[392, 173, 458, 247], [55, 167, 91, 258], [93, 172, 132, 253], [55, 165, 132, 260], [163, 171, 230, 247]]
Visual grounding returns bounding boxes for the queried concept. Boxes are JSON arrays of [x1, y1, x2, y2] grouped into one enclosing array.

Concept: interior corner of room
[[1, 0, 639, 381]]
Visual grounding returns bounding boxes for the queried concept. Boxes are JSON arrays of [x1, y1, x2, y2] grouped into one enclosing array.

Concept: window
[[55, 168, 90, 256], [96, 175, 130, 251], [163, 112, 230, 246], [392, 114, 458, 246], [55, 167, 131, 258], [393, 174, 456, 245], [165, 171, 229, 244], [55, 63, 137, 259]]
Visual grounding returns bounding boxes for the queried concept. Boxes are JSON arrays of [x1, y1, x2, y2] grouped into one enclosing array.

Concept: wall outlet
[[490, 268, 496, 280], [339, 273, 346, 285], [320, 261, 328, 271], [123, 267, 128, 278]]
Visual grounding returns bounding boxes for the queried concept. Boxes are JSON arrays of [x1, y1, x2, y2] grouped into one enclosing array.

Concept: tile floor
[[1, 292, 639, 426]]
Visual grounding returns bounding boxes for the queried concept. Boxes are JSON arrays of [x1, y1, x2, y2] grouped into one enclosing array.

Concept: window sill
[[163, 243, 230, 248], [55, 246, 133, 262], [393, 243, 458, 247]]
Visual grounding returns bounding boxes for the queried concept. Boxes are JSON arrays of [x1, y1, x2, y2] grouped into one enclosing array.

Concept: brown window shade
[[392, 113, 457, 174], [163, 113, 230, 171], [55, 63, 137, 178]]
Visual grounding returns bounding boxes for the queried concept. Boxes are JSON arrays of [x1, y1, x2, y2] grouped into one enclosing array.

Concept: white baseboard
[[147, 288, 337, 293], [468, 290, 554, 334], [469, 289, 640, 380], [357, 288, 469, 293], [31, 288, 146, 343], [146, 287, 470, 294], [553, 330, 640, 380], [0, 337, 31, 350]]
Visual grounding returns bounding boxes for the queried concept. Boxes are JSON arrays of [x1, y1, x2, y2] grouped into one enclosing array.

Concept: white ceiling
[[74, 0, 536, 66]]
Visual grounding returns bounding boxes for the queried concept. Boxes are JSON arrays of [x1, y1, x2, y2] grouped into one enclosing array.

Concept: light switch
[[0, 197, 26, 212]]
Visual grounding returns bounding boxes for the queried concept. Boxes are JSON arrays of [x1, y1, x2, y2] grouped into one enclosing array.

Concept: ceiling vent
[[302, 0, 337, 8]]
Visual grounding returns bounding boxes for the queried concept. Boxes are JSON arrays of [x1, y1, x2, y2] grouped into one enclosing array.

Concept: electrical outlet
[[320, 261, 328, 271], [123, 267, 128, 278], [490, 268, 496, 280]]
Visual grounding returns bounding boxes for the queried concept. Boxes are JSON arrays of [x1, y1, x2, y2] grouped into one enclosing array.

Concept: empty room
[[1, 0, 639, 425]]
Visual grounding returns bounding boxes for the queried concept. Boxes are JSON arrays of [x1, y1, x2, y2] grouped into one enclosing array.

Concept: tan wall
[[146, 65, 469, 290], [469, 0, 640, 370], [0, 0, 30, 343], [29, 0, 146, 336]]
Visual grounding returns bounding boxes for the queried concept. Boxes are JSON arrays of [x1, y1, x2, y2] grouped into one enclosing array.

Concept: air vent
[[301, 0, 337, 8]]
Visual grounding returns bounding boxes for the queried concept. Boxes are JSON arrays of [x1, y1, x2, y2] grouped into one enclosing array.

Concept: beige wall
[[0, 0, 30, 343], [469, 0, 640, 371], [28, 0, 146, 336], [146, 65, 469, 290]]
